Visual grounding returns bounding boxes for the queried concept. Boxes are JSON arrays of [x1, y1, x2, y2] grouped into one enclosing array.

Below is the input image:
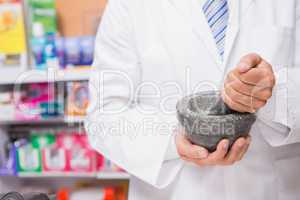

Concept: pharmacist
[[85, 0, 300, 199]]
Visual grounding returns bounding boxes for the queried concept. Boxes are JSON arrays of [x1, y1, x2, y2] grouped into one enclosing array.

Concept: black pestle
[[176, 91, 257, 152]]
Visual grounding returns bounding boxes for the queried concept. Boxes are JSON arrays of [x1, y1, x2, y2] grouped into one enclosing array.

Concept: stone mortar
[[176, 91, 257, 152]]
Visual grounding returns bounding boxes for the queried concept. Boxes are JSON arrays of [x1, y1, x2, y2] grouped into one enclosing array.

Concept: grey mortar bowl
[[176, 91, 257, 152]]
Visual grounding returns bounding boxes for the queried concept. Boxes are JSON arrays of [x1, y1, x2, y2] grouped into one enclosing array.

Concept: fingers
[[238, 53, 262, 73], [226, 73, 272, 101], [176, 133, 209, 160], [222, 90, 256, 113], [224, 66, 274, 113], [194, 139, 229, 166], [224, 83, 266, 110], [235, 54, 275, 87], [222, 137, 248, 165], [239, 68, 275, 87], [205, 139, 229, 163], [179, 137, 251, 167], [236, 137, 251, 161]]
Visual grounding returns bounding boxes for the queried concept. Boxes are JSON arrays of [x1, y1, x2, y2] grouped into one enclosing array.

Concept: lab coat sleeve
[[257, 5, 300, 147], [85, 0, 183, 188]]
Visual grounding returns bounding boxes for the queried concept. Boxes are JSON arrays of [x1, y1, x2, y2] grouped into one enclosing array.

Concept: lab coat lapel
[[223, 0, 255, 71], [168, 0, 223, 69], [147, 0, 222, 87], [167, 0, 255, 71]]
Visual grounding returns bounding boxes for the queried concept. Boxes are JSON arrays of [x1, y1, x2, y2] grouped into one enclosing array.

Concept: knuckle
[[261, 99, 267, 106], [237, 153, 246, 161], [242, 53, 254, 61], [240, 75, 248, 84], [196, 163, 203, 167], [223, 98, 230, 107], [218, 161, 227, 166], [223, 81, 228, 88], [249, 86, 258, 96], [229, 160, 236, 165], [225, 160, 235, 165], [228, 71, 234, 79], [246, 106, 255, 113], [209, 158, 217, 164], [179, 155, 187, 161], [225, 97, 233, 106], [248, 99, 255, 109], [224, 84, 230, 93], [258, 100, 267, 108], [178, 152, 185, 158], [242, 53, 261, 64], [195, 160, 205, 166], [254, 100, 265, 109], [243, 95, 251, 104], [235, 106, 244, 113], [228, 103, 237, 111], [269, 75, 276, 86], [249, 52, 260, 59], [238, 154, 245, 161], [229, 71, 238, 81], [264, 60, 273, 70], [180, 156, 186, 161], [237, 82, 248, 93], [231, 91, 239, 100], [177, 146, 185, 156], [262, 90, 272, 100], [229, 82, 239, 92], [261, 69, 270, 78]]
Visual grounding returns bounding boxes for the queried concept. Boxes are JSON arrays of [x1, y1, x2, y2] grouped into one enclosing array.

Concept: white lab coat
[[85, 0, 300, 199]]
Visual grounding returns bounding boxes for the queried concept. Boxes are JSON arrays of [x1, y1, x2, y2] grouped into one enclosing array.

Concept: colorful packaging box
[[15, 83, 64, 120], [0, 133, 17, 176], [0, 92, 15, 121], [16, 138, 42, 173], [56, 134, 96, 172], [66, 81, 89, 117], [16, 134, 55, 173], [29, 0, 59, 69], [0, 0, 27, 69], [42, 138, 68, 172]]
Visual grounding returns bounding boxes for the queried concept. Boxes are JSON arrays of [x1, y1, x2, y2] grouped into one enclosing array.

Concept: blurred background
[[0, 0, 129, 199]]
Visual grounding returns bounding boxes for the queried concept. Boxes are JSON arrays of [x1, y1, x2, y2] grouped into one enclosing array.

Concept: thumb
[[176, 134, 209, 159], [238, 62, 253, 73], [237, 53, 262, 73]]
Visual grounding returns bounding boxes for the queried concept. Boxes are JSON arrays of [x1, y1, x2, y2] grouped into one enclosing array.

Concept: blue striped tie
[[203, 0, 229, 59]]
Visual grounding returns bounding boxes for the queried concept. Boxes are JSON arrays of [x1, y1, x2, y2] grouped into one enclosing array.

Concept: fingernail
[[238, 142, 245, 148], [246, 137, 252, 145], [198, 150, 208, 159], [239, 62, 250, 73], [223, 141, 229, 150]]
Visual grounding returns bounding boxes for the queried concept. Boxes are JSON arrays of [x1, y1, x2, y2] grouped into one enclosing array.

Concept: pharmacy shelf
[[17, 172, 130, 180], [64, 116, 86, 123], [0, 116, 85, 126], [0, 118, 64, 125], [18, 172, 97, 178], [97, 172, 130, 180], [0, 68, 94, 85]]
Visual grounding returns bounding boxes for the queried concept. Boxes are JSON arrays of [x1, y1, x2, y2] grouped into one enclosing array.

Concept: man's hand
[[223, 53, 276, 113], [175, 130, 251, 166]]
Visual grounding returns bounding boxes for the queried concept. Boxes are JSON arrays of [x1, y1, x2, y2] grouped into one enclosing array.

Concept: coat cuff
[[85, 103, 183, 188], [164, 129, 180, 161], [257, 68, 300, 146]]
